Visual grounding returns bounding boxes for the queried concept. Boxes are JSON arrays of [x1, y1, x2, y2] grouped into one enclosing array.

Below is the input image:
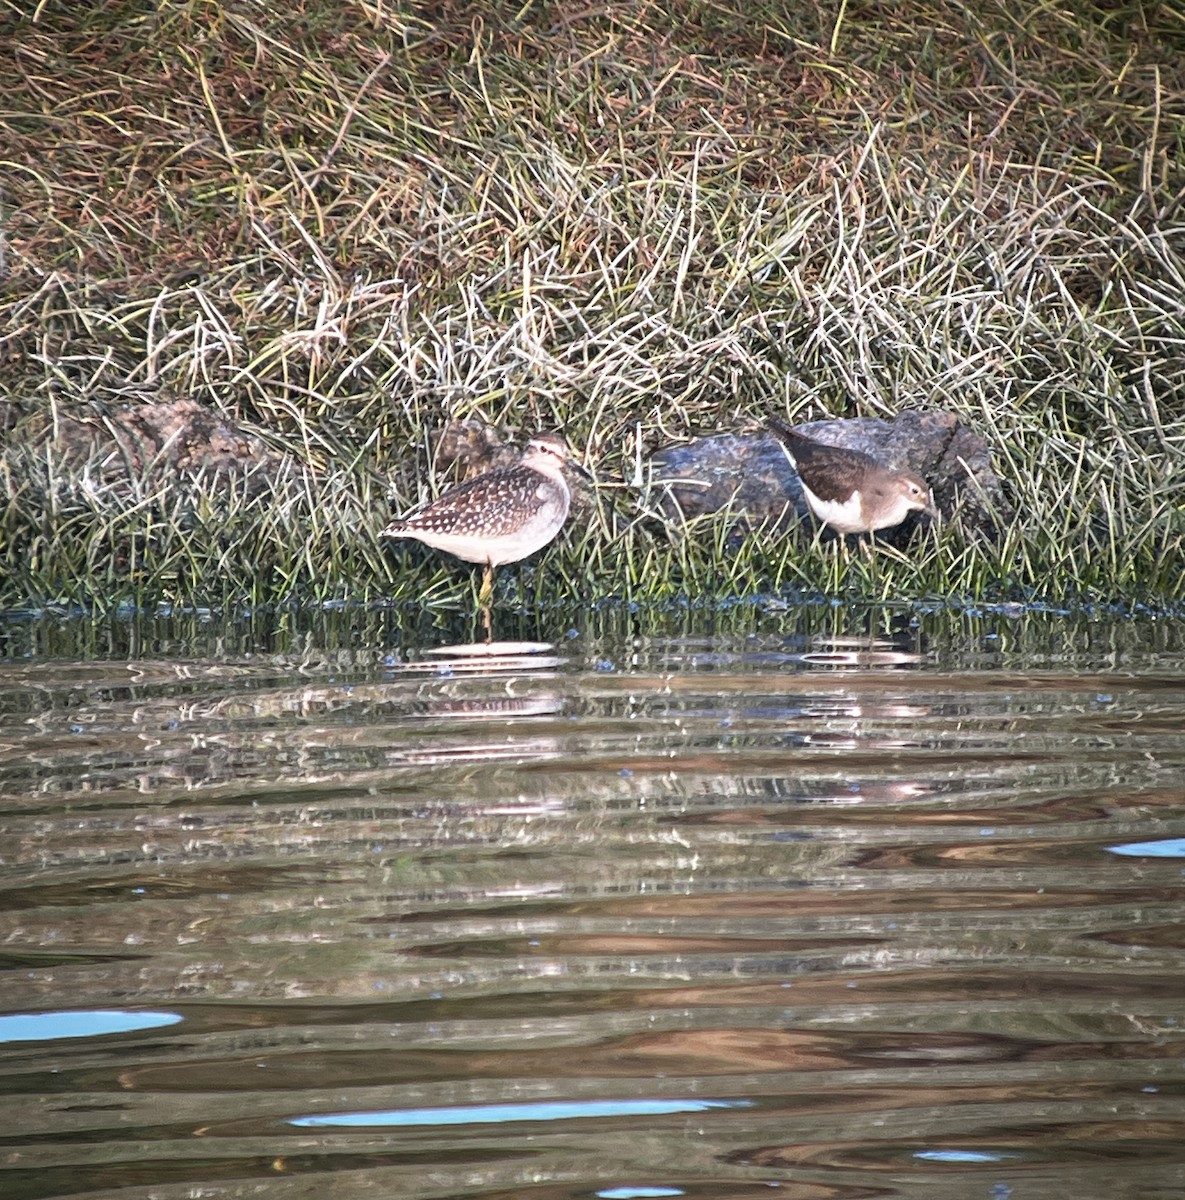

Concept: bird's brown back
[[770, 421, 877, 503]]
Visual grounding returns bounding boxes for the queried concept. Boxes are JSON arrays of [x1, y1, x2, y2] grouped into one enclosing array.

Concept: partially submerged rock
[[649, 409, 1008, 545]]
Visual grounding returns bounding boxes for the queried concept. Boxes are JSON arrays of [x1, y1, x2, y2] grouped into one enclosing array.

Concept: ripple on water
[[1, 607, 1184, 1200]]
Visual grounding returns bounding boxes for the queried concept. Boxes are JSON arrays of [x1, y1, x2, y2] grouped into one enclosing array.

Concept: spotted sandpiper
[[767, 417, 935, 535], [382, 431, 574, 601]]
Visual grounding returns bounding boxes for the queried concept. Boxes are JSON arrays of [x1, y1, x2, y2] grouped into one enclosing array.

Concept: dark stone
[[649, 409, 1009, 546], [650, 432, 810, 536]]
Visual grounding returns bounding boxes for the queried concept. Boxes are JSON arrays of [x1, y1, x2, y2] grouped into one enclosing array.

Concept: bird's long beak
[[564, 454, 595, 483]]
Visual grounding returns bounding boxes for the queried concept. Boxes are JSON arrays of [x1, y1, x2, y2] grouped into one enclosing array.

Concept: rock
[[649, 432, 808, 541], [429, 419, 519, 478], [649, 409, 1008, 546], [425, 419, 599, 522], [20, 396, 292, 496]]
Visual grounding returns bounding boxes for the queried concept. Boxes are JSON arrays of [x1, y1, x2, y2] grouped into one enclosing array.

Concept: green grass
[[1, 0, 1183, 610]]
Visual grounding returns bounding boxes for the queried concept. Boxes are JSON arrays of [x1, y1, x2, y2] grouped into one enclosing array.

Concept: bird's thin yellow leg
[[478, 565, 495, 605]]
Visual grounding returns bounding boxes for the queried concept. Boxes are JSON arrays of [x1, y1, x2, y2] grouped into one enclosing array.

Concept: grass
[[1, 0, 1183, 611]]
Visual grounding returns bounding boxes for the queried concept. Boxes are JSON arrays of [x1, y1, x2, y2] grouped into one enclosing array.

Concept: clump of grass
[[1, 0, 1182, 609]]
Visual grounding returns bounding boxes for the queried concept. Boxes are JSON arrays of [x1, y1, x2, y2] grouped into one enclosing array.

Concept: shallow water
[[2, 601, 1184, 1200]]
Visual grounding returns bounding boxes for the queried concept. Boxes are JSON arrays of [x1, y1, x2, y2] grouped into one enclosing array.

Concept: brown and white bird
[[382, 432, 573, 601], [768, 418, 935, 535]]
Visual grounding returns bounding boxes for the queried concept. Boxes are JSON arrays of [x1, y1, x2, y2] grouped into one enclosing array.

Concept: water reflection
[[415, 638, 565, 672], [0, 604, 1184, 1200], [0, 1009, 182, 1043], [292, 1097, 753, 1128]]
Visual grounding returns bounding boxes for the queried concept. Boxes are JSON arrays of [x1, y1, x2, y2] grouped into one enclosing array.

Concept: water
[[2, 601, 1184, 1200]]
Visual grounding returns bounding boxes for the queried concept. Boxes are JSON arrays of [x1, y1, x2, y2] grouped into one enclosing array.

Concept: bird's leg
[[478, 564, 495, 606], [819, 534, 843, 592], [480, 601, 492, 644]]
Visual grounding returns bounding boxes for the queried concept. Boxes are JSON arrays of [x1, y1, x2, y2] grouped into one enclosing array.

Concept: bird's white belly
[[410, 501, 568, 566], [801, 484, 867, 534]]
